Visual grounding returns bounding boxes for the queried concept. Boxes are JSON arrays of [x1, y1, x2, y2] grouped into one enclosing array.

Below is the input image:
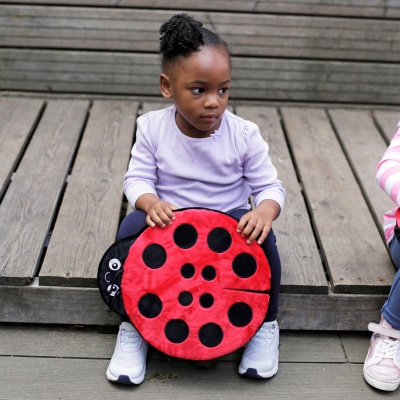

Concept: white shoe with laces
[[238, 320, 279, 378], [106, 322, 148, 385], [363, 318, 400, 391]]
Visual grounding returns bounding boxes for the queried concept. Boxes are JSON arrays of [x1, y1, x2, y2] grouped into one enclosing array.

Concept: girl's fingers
[[147, 204, 176, 228]]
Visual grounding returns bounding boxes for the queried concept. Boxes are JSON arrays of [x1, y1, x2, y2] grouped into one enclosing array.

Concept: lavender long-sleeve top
[[124, 106, 285, 214]]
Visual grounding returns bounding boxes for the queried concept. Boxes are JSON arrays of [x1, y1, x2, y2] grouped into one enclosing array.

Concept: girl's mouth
[[202, 115, 218, 122]]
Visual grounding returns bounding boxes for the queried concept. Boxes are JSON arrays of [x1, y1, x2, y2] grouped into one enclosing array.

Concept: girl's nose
[[204, 94, 219, 109]]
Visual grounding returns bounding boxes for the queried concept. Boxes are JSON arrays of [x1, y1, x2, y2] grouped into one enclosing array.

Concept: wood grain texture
[[374, 110, 400, 143], [0, 284, 119, 325], [281, 107, 394, 294], [0, 97, 43, 198], [0, 357, 386, 400], [0, 283, 387, 330], [2, 50, 400, 104], [39, 100, 138, 287], [340, 332, 372, 363], [0, 0, 398, 18], [328, 109, 394, 232], [236, 106, 327, 293], [1, 6, 400, 61], [0, 325, 345, 363], [0, 100, 89, 285]]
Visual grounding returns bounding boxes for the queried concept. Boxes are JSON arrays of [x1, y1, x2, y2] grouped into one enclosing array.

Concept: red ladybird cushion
[[122, 208, 271, 361]]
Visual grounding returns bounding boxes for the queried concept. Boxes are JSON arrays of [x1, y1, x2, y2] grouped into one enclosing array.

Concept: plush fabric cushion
[[122, 208, 271, 360]]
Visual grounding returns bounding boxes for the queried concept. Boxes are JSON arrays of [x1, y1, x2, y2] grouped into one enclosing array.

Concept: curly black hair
[[159, 14, 229, 70]]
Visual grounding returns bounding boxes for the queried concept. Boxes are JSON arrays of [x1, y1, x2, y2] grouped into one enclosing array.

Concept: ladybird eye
[[109, 258, 121, 271], [107, 284, 119, 297]]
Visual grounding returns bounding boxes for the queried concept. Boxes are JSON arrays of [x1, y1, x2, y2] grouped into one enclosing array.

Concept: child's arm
[[135, 193, 178, 228], [376, 124, 400, 205], [236, 199, 281, 245]]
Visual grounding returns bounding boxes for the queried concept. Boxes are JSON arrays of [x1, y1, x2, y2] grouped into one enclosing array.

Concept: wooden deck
[[0, 0, 399, 330], [2, 323, 394, 399], [1, 1, 400, 104], [1, 2, 400, 397], [0, 96, 397, 330]]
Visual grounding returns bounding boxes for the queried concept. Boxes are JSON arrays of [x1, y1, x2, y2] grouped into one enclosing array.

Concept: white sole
[[363, 367, 400, 392], [106, 366, 146, 385], [238, 358, 279, 379]]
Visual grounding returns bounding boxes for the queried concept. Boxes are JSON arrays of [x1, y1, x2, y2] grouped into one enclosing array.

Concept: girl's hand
[[135, 194, 178, 228], [146, 200, 178, 228], [237, 200, 280, 245]]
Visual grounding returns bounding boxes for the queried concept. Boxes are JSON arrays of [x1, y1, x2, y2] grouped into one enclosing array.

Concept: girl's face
[[160, 47, 231, 138]]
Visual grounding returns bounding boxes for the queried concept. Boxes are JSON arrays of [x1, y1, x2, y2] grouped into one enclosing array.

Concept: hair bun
[[159, 14, 204, 58]]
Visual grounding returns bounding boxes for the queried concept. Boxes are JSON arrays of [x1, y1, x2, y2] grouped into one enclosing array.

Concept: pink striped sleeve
[[376, 122, 400, 205], [376, 120, 400, 243]]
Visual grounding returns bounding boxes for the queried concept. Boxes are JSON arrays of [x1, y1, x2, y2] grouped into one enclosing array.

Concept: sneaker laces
[[376, 336, 400, 362], [120, 326, 141, 351], [251, 323, 278, 348]]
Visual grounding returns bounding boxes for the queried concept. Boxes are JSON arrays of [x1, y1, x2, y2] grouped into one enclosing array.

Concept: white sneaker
[[106, 322, 148, 385], [238, 320, 279, 378], [363, 318, 400, 391]]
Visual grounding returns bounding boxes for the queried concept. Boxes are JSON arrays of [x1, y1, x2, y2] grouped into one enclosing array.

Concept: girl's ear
[[160, 74, 173, 99]]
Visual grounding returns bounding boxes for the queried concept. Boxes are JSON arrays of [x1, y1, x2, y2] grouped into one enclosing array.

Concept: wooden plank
[[0, 97, 43, 199], [39, 100, 138, 287], [328, 109, 394, 233], [2, 50, 400, 104], [0, 325, 117, 359], [279, 293, 385, 331], [0, 283, 120, 325], [374, 110, 400, 143], [2, 6, 400, 62], [0, 100, 89, 286], [0, 0, 397, 18], [236, 106, 327, 294], [280, 331, 345, 362], [0, 283, 386, 330], [340, 332, 372, 363], [0, 358, 385, 400], [0, 325, 346, 363], [281, 108, 394, 294]]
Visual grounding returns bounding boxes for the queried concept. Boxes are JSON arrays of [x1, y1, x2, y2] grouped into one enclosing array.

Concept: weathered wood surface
[[4, 325, 373, 399], [237, 106, 327, 294], [1, 3, 399, 104], [1, 0, 399, 18], [2, 6, 400, 62], [2, 49, 400, 104], [0, 283, 388, 330], [282, 107, 394, 294], [39, 100, 137, 287], [0, 99, 89, 285], [374, 111, 400, 143], [0, 325, 386, 400], [0, 325, 346, 362], [328, 109, 394, 230], [0, 97, 398, 328], [0, 98, 43, 199]]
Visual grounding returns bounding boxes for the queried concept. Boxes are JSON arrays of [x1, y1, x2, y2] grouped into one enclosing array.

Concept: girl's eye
[[219, 88, 230, 95], [192, 88, 205, 95]]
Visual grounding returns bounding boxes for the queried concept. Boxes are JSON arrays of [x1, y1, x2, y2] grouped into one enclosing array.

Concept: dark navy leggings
[[118, 208, 281, 323]]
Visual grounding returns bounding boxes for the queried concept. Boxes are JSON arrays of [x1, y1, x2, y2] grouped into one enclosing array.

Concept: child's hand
[[146, 200, 178, 228], [135, 194, 178, 228], [237, 200, 280, 245]]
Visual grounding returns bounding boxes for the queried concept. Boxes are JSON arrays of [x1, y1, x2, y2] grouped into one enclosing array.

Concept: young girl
[[106, 14, 285, 385], [364, 122, 400, 392]]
